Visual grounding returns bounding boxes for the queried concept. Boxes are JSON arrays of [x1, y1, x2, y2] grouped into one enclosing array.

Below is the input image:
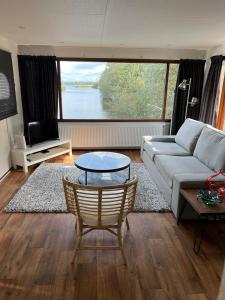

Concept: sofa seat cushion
[[143, 141, 190, 161], [194, 126, 225, 172], [175, 118, 205, 153], [154, 155, 212, 188]]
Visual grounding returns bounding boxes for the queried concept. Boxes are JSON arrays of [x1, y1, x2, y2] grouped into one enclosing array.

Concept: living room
[[0, 1, 225, 299]]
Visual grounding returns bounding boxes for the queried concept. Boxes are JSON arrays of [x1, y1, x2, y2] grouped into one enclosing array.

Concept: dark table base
[[78, 172, 128, 186]]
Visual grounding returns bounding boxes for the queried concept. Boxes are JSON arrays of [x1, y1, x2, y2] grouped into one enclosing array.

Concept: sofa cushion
[[175, 118, 205, 153], [155, 155, 212, 188], [144, 141, 190, 161], [194, 126, 225, 172]]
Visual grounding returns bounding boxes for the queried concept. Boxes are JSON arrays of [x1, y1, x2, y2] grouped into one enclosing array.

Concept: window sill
[[58, 119, 171, 123]]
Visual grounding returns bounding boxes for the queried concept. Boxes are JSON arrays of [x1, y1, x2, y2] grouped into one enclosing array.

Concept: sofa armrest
[[143, 135, 176, 143]]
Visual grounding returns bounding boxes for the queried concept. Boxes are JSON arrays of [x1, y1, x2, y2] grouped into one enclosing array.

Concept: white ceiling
[[0, 0, 225, 49]]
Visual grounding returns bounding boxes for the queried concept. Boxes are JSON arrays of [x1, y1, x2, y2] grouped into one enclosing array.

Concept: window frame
[[57, 57, 179, 122]]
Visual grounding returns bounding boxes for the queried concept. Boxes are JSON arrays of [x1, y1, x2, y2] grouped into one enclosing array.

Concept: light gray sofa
[[141, 118, 225, 219]]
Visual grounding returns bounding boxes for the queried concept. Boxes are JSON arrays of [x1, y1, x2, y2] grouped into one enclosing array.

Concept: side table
[[178, 188, 225, 254]]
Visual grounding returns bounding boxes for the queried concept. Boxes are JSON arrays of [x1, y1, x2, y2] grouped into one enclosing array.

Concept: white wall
[[16, 45, 207, 149], [205, 44, 225, 76], [19, 45, 206, 125], [18, 45, 206, 140], [205, 44, 225, 59], [18, 45, 205, 60], [0, 36, 23, 178]]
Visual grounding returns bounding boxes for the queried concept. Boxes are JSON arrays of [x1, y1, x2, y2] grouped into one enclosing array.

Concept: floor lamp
[[178, 78, 200, 119], [170, 78, 200, 134]]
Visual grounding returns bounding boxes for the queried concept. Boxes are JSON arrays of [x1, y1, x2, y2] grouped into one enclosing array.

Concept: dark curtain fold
[[171, 59, 205, 134], [18, 55, 59, 142], [199, 55, 223, 124]]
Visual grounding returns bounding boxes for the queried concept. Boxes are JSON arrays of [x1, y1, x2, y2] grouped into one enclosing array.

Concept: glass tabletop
[[75, 151, 131, 173]]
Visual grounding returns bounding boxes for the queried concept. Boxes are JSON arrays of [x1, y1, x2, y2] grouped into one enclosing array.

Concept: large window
[[58, 60, 179, 121]]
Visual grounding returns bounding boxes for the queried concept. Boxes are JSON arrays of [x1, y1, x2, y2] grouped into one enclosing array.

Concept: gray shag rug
[[5, 163, 170, 213]]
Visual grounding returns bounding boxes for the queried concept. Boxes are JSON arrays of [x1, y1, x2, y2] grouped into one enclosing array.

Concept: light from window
[[59, 61, 178, 120]]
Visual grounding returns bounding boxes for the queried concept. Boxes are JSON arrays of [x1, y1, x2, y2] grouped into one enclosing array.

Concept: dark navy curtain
[[199, 55, 223, 125], [171, 59, 205, 134], [18, 55, 59, 142]]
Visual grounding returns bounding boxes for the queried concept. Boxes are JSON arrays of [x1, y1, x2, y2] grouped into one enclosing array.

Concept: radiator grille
[[59, 123, 170, 148]]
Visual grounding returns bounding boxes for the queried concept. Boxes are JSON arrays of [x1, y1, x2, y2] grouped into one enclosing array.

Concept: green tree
[[98, 63, 168, 119]]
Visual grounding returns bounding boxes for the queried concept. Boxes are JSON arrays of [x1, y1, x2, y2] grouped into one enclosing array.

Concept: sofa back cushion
[[175, 118, 205, 153], [193, 126, 225, 172]]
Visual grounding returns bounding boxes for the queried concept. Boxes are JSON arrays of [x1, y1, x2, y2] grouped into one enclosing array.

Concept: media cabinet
[[11, 139, 72, 172]]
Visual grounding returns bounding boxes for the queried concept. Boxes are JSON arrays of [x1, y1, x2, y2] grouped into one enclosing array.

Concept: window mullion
[[161, 63, 169, 120]]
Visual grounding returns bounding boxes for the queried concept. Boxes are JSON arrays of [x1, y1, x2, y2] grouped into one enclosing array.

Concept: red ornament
[[206, 169, 225, 198]]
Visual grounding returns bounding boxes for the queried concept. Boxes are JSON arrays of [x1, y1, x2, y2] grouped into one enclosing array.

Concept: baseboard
[[72, 146, 140, 150], [0, 168, 12, 182]]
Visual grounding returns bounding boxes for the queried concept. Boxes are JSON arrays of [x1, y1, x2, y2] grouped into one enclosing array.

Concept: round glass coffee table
[[74, 151, 131, 185]]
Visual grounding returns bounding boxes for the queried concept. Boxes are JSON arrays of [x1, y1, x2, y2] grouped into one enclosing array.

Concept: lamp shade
[[189, 97, 199, 107], [178, 79, 187, 90]]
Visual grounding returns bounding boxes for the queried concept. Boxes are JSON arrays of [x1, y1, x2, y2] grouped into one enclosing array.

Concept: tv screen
[[26, 121, 59, 146], [0, 49, 17, 121], [27, 122, 43, 146]]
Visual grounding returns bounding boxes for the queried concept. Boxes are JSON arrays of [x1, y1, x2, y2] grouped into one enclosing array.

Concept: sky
[[60, 61, 107, 82]]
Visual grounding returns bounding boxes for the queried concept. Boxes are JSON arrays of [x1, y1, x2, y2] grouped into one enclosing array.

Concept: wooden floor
[[0, 150, 224, 300]]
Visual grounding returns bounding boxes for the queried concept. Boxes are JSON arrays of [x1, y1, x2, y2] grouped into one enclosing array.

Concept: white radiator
[[59, 123, 170, 149]]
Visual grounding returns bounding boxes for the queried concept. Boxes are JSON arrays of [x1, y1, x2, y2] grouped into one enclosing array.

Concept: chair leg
[[117, 229, 127, 266], [72, 224, 82, 264], [126, 218, 130, 230]]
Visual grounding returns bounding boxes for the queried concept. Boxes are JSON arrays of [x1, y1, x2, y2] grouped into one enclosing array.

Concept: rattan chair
[[63, 176, 138, 265]]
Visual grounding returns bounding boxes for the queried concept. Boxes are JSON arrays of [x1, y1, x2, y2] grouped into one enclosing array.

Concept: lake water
[[62, 85, 108, 119]]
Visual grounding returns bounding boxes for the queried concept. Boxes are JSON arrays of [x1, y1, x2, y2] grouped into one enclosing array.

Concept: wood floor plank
[[188, 294, 209, 300], [0, 150, 223, 299]]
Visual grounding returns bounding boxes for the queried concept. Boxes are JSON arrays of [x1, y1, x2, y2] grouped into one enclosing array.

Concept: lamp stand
[[184, 78, 192, 119]]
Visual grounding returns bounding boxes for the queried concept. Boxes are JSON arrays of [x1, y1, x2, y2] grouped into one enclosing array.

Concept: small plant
[[197, 190, 222, 207]]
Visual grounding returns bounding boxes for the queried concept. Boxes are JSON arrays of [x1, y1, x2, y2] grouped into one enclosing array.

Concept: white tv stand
[[11, 139, 72, 172]]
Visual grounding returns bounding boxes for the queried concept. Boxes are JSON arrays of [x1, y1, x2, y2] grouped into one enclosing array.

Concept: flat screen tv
[[0, 49, 17, 120], [26, 121, 59, 147]]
